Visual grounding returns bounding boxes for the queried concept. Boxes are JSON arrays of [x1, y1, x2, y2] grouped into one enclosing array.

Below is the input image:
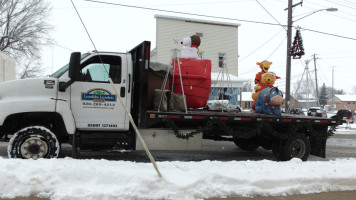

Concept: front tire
[[7, 126, 60, 159]]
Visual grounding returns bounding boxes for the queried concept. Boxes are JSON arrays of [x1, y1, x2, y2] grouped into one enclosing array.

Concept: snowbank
[[1, 157, 356, 200]]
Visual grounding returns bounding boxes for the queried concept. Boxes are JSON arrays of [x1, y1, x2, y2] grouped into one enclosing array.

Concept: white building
[[151, 15, 240, 76], [210, 73, 247, 106], [0, 51, 16, 82]]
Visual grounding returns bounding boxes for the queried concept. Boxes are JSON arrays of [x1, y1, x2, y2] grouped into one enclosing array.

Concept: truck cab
[[1, 41, 152, 159]]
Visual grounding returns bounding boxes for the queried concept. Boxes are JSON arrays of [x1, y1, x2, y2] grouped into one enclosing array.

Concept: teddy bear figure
[[254, 60, 272, 85], [252, 72, 278, 101], [181, 35, 201, 59], [255, 87, 284, 115]]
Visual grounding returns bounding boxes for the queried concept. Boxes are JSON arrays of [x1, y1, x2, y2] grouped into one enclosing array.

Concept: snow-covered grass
[[1, 157, 356, 200], [0, 125, 355, 200], [334, 123, 356, 134]]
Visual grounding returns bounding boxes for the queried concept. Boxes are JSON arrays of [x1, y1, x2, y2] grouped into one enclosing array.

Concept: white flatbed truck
[[0, 41, 340, 161]]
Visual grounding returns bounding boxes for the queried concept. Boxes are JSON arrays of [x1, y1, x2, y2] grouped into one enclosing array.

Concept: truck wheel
[[280, 133, 310, 161], [7, 126, 60, 159], [233, 137, 259, 151]]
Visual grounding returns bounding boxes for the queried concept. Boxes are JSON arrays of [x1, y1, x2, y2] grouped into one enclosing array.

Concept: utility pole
[[285, 0, 303, 112], [306, 60, 310, 109], [313, 54, 319, 106], [332, 66, 335, 111], [285, 0, 293, 112]]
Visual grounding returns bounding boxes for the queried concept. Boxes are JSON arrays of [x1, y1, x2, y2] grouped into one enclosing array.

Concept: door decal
[[81, 88, 117, 109]]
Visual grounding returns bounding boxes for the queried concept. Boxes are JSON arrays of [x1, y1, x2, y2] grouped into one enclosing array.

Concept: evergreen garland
[[290, 29, 305, 59], [163, 118, 201, 140]]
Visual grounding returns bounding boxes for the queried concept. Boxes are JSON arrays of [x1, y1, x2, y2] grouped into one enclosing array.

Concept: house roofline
[[154, 14, 241, 28]]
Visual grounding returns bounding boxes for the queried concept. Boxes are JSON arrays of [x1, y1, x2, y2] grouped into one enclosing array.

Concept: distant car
[[307, 107, 323, 117], [336, 109, 354, 123], [290, 108, 305, 115]]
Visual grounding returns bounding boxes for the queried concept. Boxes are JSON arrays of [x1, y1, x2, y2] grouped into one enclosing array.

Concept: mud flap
[[309, 134, 327, 158]]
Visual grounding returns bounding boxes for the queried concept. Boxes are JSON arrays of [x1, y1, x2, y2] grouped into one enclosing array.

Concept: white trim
[[154, 14, 241, 27]]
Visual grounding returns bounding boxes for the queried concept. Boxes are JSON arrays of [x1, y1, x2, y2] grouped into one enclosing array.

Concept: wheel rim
[[290, 139, 306, 158], [20, 137, 49, 159]]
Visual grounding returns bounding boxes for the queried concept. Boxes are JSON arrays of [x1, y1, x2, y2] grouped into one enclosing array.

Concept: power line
[[51, 43, 74, 51], [324, 0, 356, 10], [255, 0, 286, 31], [144, 0, 252, 7], [299, 27, 356, 41], [266, 36, 287, 60], [341, 0, 356, 6], [239, 29, 284, 63], [82, 0, 281, 27], [319, 56, 355, 60], [82, 0, 356, 41], [306, 0, 356, 21]]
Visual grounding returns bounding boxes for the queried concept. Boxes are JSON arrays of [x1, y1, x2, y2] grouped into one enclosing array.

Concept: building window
[[198, 51, 204, 59], [196, 32, 203, 37], [218, 53, 226, 68]]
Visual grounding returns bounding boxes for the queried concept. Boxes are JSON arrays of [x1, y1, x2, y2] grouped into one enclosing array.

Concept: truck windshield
[[50, 53, 91, 78]]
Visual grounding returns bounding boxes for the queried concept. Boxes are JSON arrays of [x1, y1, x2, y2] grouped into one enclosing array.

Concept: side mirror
[[69, 52, 81, 80], [59, 52, 81, 92]]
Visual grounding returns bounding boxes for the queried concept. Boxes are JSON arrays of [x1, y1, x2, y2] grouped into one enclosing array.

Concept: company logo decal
[[81, 88, 117, 109]]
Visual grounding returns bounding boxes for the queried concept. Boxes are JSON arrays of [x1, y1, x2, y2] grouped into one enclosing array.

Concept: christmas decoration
[[252, 71, 280, 110], [255, 87, 284, 115], [290, 29, 305, 59]]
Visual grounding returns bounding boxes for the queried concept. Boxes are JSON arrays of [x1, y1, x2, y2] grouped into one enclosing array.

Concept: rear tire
[[280, 133, 310, 161], [7, 126, 60, 159]]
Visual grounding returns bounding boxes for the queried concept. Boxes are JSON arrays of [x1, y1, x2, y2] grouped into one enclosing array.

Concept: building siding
[[154, 16, 239, 76], [327, 96, 356, 110], [0, 51, 16, 82]]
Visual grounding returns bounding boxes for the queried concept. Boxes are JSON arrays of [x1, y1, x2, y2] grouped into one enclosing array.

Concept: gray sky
[[43, 0, 356, 95]]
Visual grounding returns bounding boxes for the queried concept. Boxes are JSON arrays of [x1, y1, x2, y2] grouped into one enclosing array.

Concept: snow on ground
[[1, 157, 356, 200], [334, 123, 356, 134], [0, 125, 355, 200]]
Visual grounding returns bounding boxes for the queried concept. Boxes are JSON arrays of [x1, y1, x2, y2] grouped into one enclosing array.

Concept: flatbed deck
[[145, 110, 338, 127]]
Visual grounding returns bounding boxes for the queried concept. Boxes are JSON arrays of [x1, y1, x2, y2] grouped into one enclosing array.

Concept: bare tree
[[18, 59, 43, 79], [0, 0, 53, 78], [292, 78, 317, 100], [242, 79, 253, 92]]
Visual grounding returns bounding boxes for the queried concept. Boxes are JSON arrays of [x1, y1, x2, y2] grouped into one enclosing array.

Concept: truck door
[[70, 54, 130, 131]]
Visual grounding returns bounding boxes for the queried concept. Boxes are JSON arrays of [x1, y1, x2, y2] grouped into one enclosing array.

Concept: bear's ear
[[256, 62, 261, 65]]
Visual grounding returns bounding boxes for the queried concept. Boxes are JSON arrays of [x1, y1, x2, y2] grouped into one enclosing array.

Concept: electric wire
[[144, 0, 252, 7], [70, 0, 108, 74], [51, 43, 74, 52], [299, 27, 356, 41], [316, 61, 331, 86], [82, 0, 356, 41], [255, 0, 286, 31], [82, 0, 281, 27], [265, 35, 287, 60], [239, 29, 284, 63], [324, 0, 356, 10], [309, 0, 356, 19], [342, 0, 356, 6], [70, 0, 162, 177]]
